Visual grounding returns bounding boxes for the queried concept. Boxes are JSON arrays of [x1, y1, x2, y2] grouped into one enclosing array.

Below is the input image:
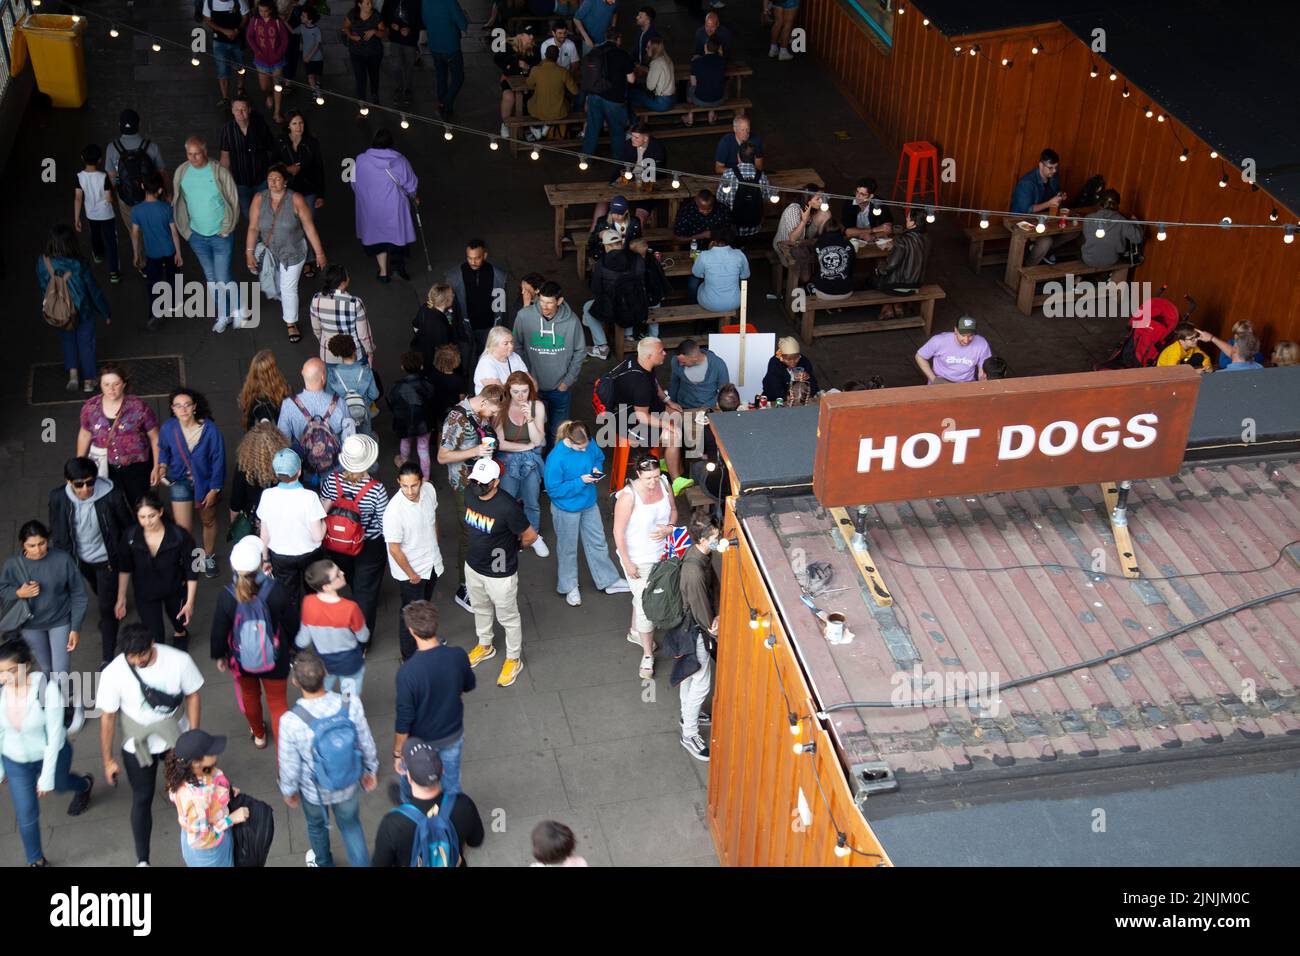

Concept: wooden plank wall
[[707, 503, 891, 867], [804, 0, 1300, 345]]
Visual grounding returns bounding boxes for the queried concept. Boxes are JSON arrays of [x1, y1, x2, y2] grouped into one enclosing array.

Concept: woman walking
[[247, 0, 291, 123], [246, 163, 327, 343], [115, 492, 199, 651], [165, 730, 249, 867], [0, 522, 85, 684], [0, 638, 94, 867], [37, 225, 111, 393], [238, 349, 293, 430], [310, 264, 375, 364], [156, 388, 227, 579], [612, 456, 676, 680], [327, 336, 380, 437], [230, 422, 291, 541], [343, 0, 387, 104], [211, 536, 292, 750], [352, 128, 417, 282], [274, 111, 327, 276], [496, 371, 549, 557], [473, 325, 529, 393], [75, 363, 161, 507], [319, 434, 389, 632], [543, 420, 629, 607]]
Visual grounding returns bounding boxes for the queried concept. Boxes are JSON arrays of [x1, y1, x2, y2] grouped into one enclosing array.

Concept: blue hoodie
[[543, 439, 606, 513]]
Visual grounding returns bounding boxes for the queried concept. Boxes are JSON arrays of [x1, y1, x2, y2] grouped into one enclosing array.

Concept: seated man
[[587, 195, 644, 265], [673, 189, 732, 241], [842, 178, 894, 240], [684, 38, 727, 127], [693, 10, 734, 59], [1010, 148, 1073, 266], [1156, 322, 1213, 372], [602, 124, 666, 228], [713, 115, 764, 176], [915, 316, 991, 385], [670, 338, 731, 412], [539, 20, 580, 71], [1081, 189, 1143, 277], [1200, 328, 1263, 371], [982, 357, 1009, 380], [761, 336, 818, 403], [717, 141, 773, 241], [810, 220, 855, 301], [871, 214, 931, 318], [525, 46, 579, 142]]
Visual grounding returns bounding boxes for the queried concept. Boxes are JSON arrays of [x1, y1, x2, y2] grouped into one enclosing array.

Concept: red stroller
[[1095, 294, 1195, 370]]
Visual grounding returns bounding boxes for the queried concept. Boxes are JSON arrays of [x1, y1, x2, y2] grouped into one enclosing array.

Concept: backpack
[[292, 699, 363, 792], [324, 479, 378, 556], [293, 395, 343, 473], [641, 555, 685, 630], [41, 257, 79, 331], [393, 795, 461, 867], [333, 368, 369, 426], [579, 44, 612, 96], [114, 138, 153, 206], [643, 251, 668, 308], [612, 270, 649, 334], [728, 165, 764, 229], [593, 357, 639, 417], [228, 577, 280, 674]]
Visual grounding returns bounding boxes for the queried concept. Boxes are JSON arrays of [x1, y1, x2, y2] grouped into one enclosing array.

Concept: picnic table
[[544, 167, 823, 259], [778, 233, 892, 318], [506, 60, 754, 119], [1000, 208, 1094, 291]]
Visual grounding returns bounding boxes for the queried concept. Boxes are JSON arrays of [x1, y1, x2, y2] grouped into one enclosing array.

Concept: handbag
[[227, 509, 256, 543], [0, 557, 35, 634], [229, 790, 276, 867], [87, 443, 110, 478]]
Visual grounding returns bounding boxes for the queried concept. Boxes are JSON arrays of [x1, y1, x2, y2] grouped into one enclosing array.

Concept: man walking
[[670, 514, 720, 761], [219, 95, 274, 220], [580, 28, 636, 159], [105, 110, 167, 270], [256, 448, 326, 633], [278, 358, 357, 487], [373, 738, 485, 866], [383, 462, 446, 661], [421, 0, 469, 117], [173, 136, 242, 332], [512, 280, 586, 448], [278, 650, 378, 867], [446, 239, 509, 360]]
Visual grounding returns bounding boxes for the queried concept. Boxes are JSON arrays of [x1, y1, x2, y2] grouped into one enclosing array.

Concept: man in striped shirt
[[310, 265, 377, 364]]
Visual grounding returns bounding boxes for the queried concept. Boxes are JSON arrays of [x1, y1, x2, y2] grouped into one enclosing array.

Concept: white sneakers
[[305, 849, 318, 867], [778, 49, 795, 61], [66, 371, 80, 392], [212, 317, 232, 333], [587, 345, 609, 360], [499, 122, 509, 139], [532, 537, 550, 557], [604, 579, 631, 594], [769, 43, 779, 58], [566, 588, 582, 607]]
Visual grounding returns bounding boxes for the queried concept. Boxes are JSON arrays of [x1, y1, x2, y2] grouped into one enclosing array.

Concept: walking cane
[[385, 167, 434, 275]]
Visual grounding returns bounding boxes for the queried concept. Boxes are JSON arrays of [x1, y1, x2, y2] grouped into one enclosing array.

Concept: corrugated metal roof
[[741, 460, 1300, 787]]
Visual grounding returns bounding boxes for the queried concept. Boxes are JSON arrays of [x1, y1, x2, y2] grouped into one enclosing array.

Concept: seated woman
[[689, 223, 749, 312], [496, 27, 540, 139], [871, 214, 930, 319], [629, 38, 675, 114], [762, 336, 818, 403], [810, 219, 855, 302]]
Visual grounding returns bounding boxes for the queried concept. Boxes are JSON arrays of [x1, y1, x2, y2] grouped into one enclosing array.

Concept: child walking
[[387, 351, 437, 478], [296, 5, 325, 95], [74, 144, 120, 283], [130, 171, 184, 331], [299, 559, 370, 698]]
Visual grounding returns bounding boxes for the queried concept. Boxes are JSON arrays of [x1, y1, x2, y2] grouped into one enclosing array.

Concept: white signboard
[[708, 331, 775, 406]]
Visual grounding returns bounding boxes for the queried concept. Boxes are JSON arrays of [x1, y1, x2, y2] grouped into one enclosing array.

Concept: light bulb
[[443, 127, 453, 141], [769, 193, 780, 203], [921, 17, 929, 26], [191, 57, 201, 67], [1035, 217, 1046, 234], [671, 178, 681, 189], [871, 204, 882, 215], [315, 95, 325, 106], [274, 83, 283, 93], [530, 148, 540, 161], [925, 207, 936, 223], [789, 715, 801, 735], [953, 45, 962, 54], [764, 633, 776, 648], [1108, 71, 1117, 81], [151, 42, 162, 52], [623, 168, 633, 181], [793, 741, 813, 755], [1121, 85, 1130, 98], [1219, 174, 1228, 188], [979, 213, 989, 229], [578, 157, 589, 171], [1284, 225, 1295, 244], [71, 14, 80, 22], [110, 26, 120, 37], [1089, 63, 1098, 78], [968, 46, 978, 56], [489, 138, 500, 151], [1157, 113, 1165, 123], [1220, 217, 1232, 227], [358, 106, 369, 116], [1001, 57, 1010, 67], [1094, 226, 1106, 239], [820, 201, 830, 212], [1270, 208, 1279, 222], [400, 116, 410, 129], [1179, 149, 1188, 162], [705, 461, 716, 472], [834, 839, 852, 858], [1209, 150, 1218, 159], [237, 67, 246, 76], [1144, 106, 1154, 118], [1031, 42, 1040, 55], [1156, 224, 1167, 241]]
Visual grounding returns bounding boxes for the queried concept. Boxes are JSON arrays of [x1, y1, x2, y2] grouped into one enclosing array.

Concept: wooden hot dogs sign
[[812, 368, 1200, 506]]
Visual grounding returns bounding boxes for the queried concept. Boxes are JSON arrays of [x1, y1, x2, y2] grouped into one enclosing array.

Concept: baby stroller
[[1095, 292, 1195, 370]]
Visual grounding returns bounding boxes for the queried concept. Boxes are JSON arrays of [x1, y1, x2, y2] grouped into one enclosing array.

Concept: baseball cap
[[777, 336, 801, 356], [468, 457, 501, 484], [174, 729, 227, 763], [120, 109, 140, 134], [400, 738, 443, 787], [610, 195, 630, 215], [600, 228, 623, 247], [272, 448, 302, 477], [956, 316, 977, 334], [230, 535, 264, 574]]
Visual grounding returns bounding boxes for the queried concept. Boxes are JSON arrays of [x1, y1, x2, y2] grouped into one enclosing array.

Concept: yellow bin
[[19, 14, 88, 108]]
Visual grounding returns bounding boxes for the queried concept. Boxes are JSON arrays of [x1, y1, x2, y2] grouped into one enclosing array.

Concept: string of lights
[[57, 2, 1297, 241]]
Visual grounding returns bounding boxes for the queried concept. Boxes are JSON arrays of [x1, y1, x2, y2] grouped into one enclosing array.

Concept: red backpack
[[323, 479, 379, 556]]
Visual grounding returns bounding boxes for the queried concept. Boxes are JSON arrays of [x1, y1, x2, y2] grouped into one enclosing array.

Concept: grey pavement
[[0, 0, 1151, 868]]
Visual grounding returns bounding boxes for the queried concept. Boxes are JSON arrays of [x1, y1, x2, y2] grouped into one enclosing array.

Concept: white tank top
[[619, 476, 671, 566], [77, 170, 114, 221]]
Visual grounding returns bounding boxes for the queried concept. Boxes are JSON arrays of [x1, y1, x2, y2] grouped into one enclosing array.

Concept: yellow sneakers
[[468, 644, 497, 668], [497, 657, 524, 687]]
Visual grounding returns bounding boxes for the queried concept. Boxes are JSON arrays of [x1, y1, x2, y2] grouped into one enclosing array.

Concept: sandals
[[287, 323, 302, 343], [638, 655, 654, 680]]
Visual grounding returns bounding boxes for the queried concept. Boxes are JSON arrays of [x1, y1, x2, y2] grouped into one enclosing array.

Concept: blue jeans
[[213, 37, 244, 80], [431, 51, 465, 110], [552, 503, 623, 595], [501, 463, 542, 531], [582, 300, 658, 347], [181, 830, 233, 866], [59, 316, 97, 378], [323, 665, 365, 699], [583, 96, 629, 158], [186, 231, 239, 324], [301, 792, 369, 867], [539, 388, 571, 448], [3, 744, 88, 864], [399, 734, 463, 800], [688, 274, 701, 303], [629, 89, 674, 113], [236, 181, 268, 222]]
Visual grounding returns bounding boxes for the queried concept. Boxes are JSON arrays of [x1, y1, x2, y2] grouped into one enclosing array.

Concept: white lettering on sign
[[858, 415, 1161, 473]]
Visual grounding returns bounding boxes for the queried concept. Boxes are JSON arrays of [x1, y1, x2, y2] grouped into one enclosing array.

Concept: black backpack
[[114, 138, 153, 206], [1071, 174, 1106, 209], [579, 44, 613, 96], [643, 251, 668, 308], [728, 165, 764, 229], [612, 271, 649, 335], [593, 357, 639, 416]]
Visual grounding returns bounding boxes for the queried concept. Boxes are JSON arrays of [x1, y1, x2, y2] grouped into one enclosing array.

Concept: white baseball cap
[[229, 535, 264, 574], [468, 457, 501, 484]]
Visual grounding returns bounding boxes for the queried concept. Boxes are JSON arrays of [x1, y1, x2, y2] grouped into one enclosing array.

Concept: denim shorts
[[213, 39, 244, 80], [168, 478, 195, 502], [254, 59, 287, 74]]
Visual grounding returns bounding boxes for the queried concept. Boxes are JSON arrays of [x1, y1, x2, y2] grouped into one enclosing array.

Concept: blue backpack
[[228, 578, 280, 674], [291, 700, 363, 793], [392, 795, 461, 867]]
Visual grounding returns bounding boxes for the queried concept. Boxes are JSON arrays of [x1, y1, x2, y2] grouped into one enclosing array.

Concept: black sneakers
[[67, 774, 93, 816]]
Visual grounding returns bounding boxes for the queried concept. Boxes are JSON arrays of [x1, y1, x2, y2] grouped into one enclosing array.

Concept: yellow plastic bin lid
[[18, 13, 86, 37]]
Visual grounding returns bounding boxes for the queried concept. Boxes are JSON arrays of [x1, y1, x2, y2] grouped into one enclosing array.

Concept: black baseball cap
[[174, 729, 227, 762], [120, 109, 140, 134], [401, 738, 443, 787]]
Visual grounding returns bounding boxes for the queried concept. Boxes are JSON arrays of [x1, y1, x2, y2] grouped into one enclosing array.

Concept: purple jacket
[[352, 148, 417, 247]]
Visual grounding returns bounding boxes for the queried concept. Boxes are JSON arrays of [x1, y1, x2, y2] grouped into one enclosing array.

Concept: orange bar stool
[[891, 141, 940, 216], [609, 437, 662, 492]]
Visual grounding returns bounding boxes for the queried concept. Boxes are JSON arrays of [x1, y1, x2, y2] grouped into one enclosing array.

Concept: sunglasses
[[71, 478, 96, 489], [635, 457, 660, 472]]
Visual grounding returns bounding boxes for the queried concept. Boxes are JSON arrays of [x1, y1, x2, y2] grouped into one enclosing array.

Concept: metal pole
[[1111, 480, 1133, 528]]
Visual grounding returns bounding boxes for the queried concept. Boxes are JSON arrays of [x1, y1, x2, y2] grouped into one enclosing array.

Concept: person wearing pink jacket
[[247, 0, 291, 123]]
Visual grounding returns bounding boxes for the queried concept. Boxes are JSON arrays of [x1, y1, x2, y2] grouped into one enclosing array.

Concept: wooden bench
[[965, 225, 1010, 271], [681, 484, 716, 513], [502, 104, 747, 156], [1014, 261, 1131, 315], [614, 305, 738, 360], [663, 247, 782, 290], [790, 285, 946, 342], [632, 97, 750, 127]]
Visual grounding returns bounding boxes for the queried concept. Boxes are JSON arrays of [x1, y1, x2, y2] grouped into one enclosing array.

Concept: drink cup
[[824, 612, 846, 642]]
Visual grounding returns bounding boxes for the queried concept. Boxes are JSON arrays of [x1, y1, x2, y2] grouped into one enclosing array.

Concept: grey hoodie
[[512, 300, 587, 392], [68, 477, 113, 565]]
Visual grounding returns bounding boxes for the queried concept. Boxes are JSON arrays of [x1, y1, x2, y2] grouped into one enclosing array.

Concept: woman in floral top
[[164, 730, 248, 867], [75, 364, 160, 508]]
